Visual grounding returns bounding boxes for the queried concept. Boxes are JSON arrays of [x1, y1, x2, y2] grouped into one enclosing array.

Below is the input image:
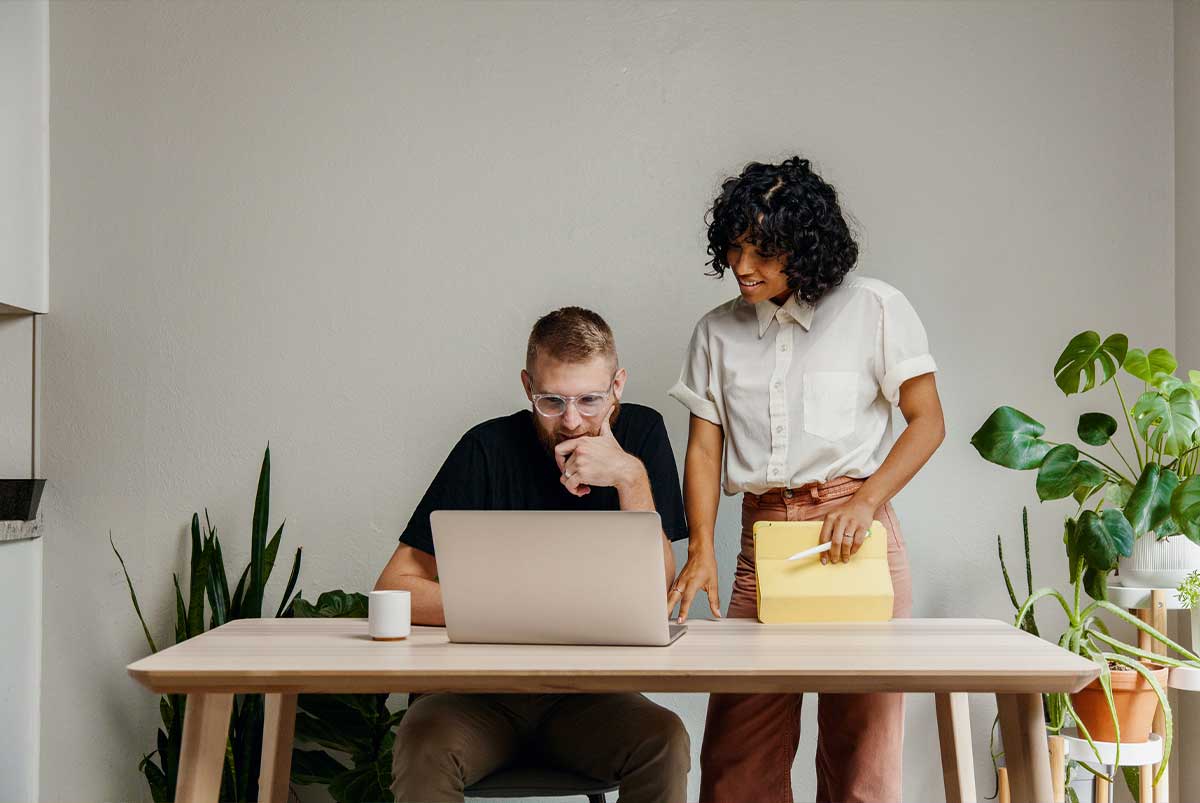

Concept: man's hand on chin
[[554, 416, 643, 497]]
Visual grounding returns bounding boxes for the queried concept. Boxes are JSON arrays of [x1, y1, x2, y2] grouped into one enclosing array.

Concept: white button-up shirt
[[669, 276, 937, 495]]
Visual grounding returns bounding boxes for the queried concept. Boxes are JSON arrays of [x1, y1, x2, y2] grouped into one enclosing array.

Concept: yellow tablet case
[[753, 519, 894, 623]]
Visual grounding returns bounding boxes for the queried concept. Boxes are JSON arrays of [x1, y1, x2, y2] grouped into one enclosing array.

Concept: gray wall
[[43, 2, 1180, 800]]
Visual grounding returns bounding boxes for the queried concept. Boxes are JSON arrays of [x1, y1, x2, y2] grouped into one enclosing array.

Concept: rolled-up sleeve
[[875, 290, 937, 405], [669, 320, 722, 425]]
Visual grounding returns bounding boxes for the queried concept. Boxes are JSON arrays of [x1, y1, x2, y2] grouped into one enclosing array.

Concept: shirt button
[[774, 381, 782, 389], [779, 344, 788, 352], [775, 425, 784, 433]]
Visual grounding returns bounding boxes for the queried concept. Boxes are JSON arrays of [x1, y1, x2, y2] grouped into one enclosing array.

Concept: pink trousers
[[698, 476, 914, 803]]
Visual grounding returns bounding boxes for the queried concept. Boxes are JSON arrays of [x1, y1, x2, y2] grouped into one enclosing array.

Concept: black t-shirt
[[399, 403, 688, 555]]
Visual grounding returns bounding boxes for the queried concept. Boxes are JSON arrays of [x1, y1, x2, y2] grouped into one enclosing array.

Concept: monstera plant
[[972, 331, 1200, 599]]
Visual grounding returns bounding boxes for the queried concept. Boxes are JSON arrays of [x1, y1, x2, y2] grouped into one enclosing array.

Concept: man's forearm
[[615, 461, 675, 587], [375, 572, 446, 626]]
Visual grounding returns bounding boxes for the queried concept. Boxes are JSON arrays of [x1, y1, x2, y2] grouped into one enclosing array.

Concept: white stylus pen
[[785, 530, 872, 562]]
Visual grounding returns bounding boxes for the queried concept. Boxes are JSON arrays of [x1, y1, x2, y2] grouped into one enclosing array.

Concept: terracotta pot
[[1070, 662, 1169, 743]]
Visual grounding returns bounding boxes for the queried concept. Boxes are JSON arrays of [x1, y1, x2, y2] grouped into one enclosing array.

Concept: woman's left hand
[[818, 497, 876, 564]]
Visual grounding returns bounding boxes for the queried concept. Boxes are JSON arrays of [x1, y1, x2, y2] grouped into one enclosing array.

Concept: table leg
[[1094, 771, 1110, 803], [175, 692, 233, 803], [1138, 590, 1170, 803], [935, 693, 977, 803], [260, 693, 298, 803], [996, 693, 1052, 803]]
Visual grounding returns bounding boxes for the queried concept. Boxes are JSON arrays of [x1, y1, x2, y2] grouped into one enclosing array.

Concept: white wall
[[44, 2, 1178, 800], [0, 316, 42, 803], [1174, 0, 1199, 798], [0, 1, 47, 800], [0, 0, 49, 313]]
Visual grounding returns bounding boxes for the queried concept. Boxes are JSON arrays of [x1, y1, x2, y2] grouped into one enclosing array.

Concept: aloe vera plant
[[112, 446, 302, 802]]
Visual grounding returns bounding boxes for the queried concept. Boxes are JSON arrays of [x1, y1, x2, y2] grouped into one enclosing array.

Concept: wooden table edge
[[128, 666, 1099, 696]]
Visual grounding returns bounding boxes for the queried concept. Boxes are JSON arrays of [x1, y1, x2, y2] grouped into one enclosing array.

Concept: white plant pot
[[1118, 532, 1200, 589]]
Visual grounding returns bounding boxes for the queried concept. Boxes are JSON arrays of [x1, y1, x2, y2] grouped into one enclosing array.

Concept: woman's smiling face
[[727, 234, 793, 305]]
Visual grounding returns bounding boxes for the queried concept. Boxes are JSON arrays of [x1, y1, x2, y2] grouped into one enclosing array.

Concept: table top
[[126, 617, 1098, 695]]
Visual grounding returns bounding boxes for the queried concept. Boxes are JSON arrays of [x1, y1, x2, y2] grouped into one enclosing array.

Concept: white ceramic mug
[[368, 590, 411, 641]]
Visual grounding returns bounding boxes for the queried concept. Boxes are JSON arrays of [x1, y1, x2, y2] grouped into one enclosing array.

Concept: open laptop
[[431, 510, 687, 646]]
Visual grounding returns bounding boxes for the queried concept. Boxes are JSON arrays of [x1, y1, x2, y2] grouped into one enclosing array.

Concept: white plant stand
[[1062, 730, 1163, 803], [1105, 584, 1200, 803]]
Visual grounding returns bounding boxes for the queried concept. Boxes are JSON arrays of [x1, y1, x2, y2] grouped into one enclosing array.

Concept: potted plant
[[1180, 569, 1200, 650], [973, 332, 1200, 786], [972, 331, 1200, 590], [995, 508, 1198, 792]]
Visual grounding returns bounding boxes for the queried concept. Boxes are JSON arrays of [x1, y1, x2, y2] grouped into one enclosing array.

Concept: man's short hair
[[526, 307, 618, 370]]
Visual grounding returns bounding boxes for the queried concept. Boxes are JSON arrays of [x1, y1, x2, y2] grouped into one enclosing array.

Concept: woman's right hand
[[668, 548, 722, 623]]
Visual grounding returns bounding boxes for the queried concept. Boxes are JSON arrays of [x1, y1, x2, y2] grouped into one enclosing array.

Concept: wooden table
[[127, 617, 1098, 803]]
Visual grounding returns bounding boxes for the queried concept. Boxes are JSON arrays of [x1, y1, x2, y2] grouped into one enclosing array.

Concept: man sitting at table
[[374, 306, 692, 803]]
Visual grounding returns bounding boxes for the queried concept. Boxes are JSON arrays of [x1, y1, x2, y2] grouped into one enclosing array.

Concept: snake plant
[[112, 446, 302, 802]]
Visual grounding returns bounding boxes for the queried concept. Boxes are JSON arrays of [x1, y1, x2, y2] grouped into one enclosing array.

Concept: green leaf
[[1036, 444, 1106, 501], [1077, 412, 1118, 446], [263, 521, 285, 586], [172, 574, 188, 643], [1133, 388, 1200, 456], [1055, 331, 1128, 395], [1064, 518, 1083, 584], [140, 752, 170, 803], [187, 513, 210, 639], [203, 532, 228, 628], [1152, 371, 1185, 395], [1124, 463, 1181, 537], [110, 533, 159, 654], [1082, 567, 1107, 601], [229, 563, 250, 619], [291, 748, 350, 785], [1124, 347, 1177, 383], [294, 711, 373, 755], [1105, 480, 1134, 509], [243, 441, 272, 619], [275, 547, 303, 618], [1073, 482, 1105, 505], [1076, 509, 1134, 571], [1171, 475, 1200, 546], [970, 407, 1053, 470], [291, 589, 369, 619], [246, 445, 271, 618]]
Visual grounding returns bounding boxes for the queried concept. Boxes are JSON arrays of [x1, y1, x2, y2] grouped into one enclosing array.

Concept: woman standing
[[668, 156, 945, 803]]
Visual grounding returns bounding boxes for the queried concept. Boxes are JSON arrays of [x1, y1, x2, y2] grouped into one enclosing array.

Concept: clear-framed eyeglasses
[[530, 372, 618, 418]]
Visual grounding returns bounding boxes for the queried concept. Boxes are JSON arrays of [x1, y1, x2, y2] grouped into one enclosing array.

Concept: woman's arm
[[820, 372, 946, 563], [374, 544, 446, 626], [669, 414, 725, 623]]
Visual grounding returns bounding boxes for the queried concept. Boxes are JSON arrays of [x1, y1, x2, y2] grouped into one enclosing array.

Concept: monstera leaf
[[1077, 412, 1118, 447], [1036, 445, 1106, 501], [1054, 331, 1128, 395], [1124, 464, 1180, 537], [971, 407, 1053, 470], [1132, 387, 1200, 456], [1076, 509, 1134, 571], [1172, 476, 1200, 546], [1124, 347, 1177, 383]]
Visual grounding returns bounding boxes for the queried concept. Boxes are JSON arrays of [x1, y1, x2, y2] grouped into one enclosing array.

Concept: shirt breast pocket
[[802, 371, 857, 441]]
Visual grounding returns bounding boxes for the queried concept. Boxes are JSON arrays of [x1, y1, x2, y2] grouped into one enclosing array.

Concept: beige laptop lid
[[431, 510, 682, 646]]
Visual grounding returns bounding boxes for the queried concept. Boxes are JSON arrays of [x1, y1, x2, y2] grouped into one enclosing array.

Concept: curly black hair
[[705, 156, 859, 304]]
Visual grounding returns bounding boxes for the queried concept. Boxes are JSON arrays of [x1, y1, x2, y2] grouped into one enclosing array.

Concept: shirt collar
[[754, 294, 814, 337]]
